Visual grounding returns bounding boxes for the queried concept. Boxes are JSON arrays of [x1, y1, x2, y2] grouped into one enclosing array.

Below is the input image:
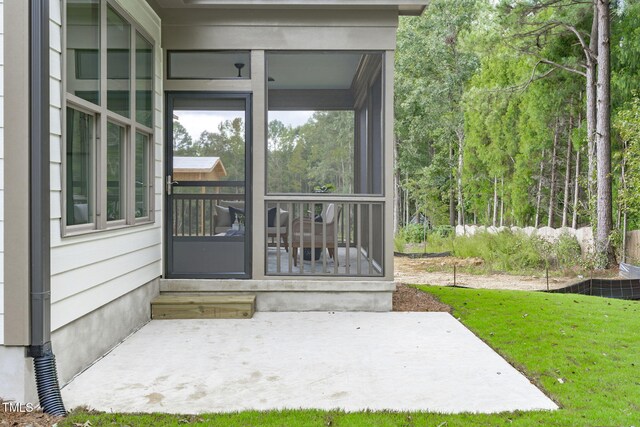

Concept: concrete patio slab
[[61, 312, 557, 414]]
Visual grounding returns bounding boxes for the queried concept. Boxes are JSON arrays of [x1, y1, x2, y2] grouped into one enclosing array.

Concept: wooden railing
[[265, 198, 385, 276]]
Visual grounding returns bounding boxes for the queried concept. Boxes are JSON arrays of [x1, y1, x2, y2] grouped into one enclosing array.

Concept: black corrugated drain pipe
[[31, 343, 66, 416], [28, 0, 66, 416]]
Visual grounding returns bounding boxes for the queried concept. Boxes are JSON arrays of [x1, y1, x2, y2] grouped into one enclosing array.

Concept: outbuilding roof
[[173, 156, 228, 176]]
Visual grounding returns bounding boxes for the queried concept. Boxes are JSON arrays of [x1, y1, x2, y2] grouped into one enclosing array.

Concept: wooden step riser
[[151, 295, 256, 319], [152, 303, 254, 319]]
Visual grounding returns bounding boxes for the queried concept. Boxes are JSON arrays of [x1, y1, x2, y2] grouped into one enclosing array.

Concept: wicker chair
[[290, 204, 341, 266]]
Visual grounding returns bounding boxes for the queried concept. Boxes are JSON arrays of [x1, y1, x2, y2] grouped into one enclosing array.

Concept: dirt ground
[[394, 256, 581, 291], [0, 401, 61, 427]]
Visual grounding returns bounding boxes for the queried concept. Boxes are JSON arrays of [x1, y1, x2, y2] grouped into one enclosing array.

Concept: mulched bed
[[392, 283, 451, 312]]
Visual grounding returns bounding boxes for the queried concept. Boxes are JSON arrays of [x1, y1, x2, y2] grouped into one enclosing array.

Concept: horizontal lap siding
[[50, 0, 163, 332], [0, 0, 4, 345], [162, 8, 398, 51]]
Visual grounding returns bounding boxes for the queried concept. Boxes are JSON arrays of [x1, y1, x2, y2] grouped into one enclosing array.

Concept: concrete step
[[151, 294, 255, 319]]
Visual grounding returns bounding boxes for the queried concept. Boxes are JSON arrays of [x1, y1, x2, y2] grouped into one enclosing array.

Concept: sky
[[174, 110, 315, 142]]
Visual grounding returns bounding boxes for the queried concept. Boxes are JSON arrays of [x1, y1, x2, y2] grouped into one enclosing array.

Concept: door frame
[[164, 91, 253, 279]]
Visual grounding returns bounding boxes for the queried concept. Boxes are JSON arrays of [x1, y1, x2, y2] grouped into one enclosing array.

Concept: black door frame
[[164, 91, 253, 279]]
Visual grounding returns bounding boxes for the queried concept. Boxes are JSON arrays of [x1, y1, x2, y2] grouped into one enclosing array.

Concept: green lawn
[[61, 287, 640, 427]]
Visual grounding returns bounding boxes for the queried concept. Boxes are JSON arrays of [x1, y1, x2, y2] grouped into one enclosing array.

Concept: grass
[[60, 288, 640, 427]]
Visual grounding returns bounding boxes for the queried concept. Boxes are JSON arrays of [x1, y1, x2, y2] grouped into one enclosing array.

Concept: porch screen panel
[[370, 73, 383, 194], [264, 52, 385, 277]]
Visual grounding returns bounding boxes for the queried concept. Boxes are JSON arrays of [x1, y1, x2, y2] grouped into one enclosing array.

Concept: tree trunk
[[449, 141, 455, 226], [492, 176, 498, 227], [535, 149, 546, 228], [456, 129, 465, 227], [586, 2, 598, 210], [548, 120, 559, 228], [621, 139, 628, 262], [500, 176, 504, 227], [404, 173, 409, 226], [572, 148, 581, 229], [595, 0, 614, 268], [487, 201, 491, 226], [562, 110, 573, 227]]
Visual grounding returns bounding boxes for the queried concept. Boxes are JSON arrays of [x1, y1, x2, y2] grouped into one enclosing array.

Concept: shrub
[[394, 235, 406, 253], [399, 223, 426, 243], [397, 226, 585, 274], [552, 233, 583, 269], [432, 225, 454, 238]]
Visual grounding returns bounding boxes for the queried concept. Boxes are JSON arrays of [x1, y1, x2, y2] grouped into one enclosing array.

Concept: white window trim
[[62, 0, 156, 236]]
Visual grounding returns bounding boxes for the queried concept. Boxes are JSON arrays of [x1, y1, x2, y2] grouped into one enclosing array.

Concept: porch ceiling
[[148, 0, 427, 15]]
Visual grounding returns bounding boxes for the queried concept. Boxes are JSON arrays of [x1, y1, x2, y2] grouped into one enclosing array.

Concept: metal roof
[[173, 156, 227, 176]]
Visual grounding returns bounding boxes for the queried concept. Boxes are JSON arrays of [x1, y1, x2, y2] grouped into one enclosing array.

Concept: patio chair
[[267, 207, 289, 249], [290, 203, 341, 266]]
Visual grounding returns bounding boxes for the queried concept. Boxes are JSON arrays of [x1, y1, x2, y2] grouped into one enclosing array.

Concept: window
[[66, 108, 96, 226], [64, 0, 154, 233]]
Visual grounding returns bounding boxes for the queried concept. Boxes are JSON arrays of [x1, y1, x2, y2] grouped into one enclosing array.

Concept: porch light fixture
[[234, 62, 245, 78]]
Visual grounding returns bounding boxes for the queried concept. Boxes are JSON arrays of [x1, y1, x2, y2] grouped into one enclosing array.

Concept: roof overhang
[[149, 0, 428, 15]]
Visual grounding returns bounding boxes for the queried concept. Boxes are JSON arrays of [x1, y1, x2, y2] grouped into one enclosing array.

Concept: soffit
[[149, 0, 427, 15], [268, 52, 362, 90]]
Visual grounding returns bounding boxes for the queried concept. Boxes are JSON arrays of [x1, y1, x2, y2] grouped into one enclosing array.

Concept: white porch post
[[252, 50, 266, 279]]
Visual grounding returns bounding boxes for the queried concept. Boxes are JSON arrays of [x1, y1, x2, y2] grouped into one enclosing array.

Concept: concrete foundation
[[0, 346, 36, 404], [160, 279, 395, 311], [0, 278, 159, 403], [53, 278, 160, 386]]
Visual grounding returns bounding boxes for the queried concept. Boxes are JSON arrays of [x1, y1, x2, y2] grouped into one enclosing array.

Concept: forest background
[[395, 0, 640, 268]]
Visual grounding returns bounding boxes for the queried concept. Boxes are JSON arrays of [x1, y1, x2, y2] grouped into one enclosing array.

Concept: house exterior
[[0, 0, 427, 404]]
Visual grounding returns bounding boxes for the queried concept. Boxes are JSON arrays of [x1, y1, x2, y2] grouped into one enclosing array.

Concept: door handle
[[166, 175, 179, 195]]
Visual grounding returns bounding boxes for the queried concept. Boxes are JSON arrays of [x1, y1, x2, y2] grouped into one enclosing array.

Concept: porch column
[[384, 50, 395, 281], [251, 50, 266, 279]]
